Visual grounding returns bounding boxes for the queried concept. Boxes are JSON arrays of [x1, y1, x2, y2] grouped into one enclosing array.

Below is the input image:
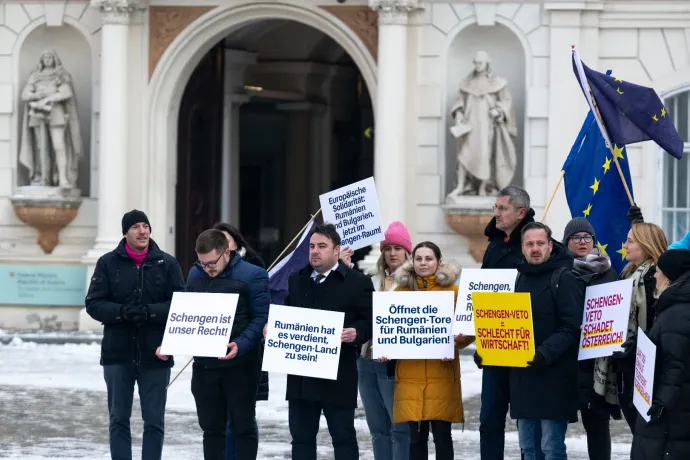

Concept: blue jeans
[[518, 420, 568, 460], [357, 357, 409, 460], [225, 417, 258, 460], [480, 367, 544, 460], [103, 364, 171, 460]]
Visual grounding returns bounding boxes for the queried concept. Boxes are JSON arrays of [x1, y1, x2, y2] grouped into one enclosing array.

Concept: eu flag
[[572, 50, 684, 159], [268, 220, 315, 304], [563, 110, 633, 274]]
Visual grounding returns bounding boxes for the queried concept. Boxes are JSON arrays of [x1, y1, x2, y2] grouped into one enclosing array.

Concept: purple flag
[[268, 220, 315, 304]]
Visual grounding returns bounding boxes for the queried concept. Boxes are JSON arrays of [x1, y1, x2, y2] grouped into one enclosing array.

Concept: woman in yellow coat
[[392, 241, 474, 460]]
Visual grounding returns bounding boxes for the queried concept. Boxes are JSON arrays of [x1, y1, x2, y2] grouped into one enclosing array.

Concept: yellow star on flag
[[596, 242, 609, 257], [652, 114, 659, 122], [613, 145, 625, 160], [602, 157, 612, 173], [590, 177, 600, 195], [614, 77, 623, 83], [616, 243, 627, 261], [617, 87, 624, 95], [583, 203, 592, 217], [661, 107, 667, 118]]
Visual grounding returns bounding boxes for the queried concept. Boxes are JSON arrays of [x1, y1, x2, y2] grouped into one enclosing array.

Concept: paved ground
[[0, 340, 634, 459]]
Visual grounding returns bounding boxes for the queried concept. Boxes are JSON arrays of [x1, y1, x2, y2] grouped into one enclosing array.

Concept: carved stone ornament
[[369, 0, 421, 25], [10, 187, 83, 254], [321, 6, 378, 60], [442, 198, 495, 263], [149, 6, 214, 79], [90, 0, 147, 24]]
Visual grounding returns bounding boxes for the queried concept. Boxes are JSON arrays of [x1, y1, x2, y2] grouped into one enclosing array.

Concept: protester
[[213, 223, 266, 269], [563, 217, 618, 460], [476, 185, 537, 460], [212, 222, 267, 460], [85, 210, 185, 460], [341, 222, 412, 460], [269, 223, 373, 460], [510, 222, 584, 460], [390, 241, 474, 460], [611, 207, 668, 432], [631, 249, 690, 460], [176, 229, 268, 460]]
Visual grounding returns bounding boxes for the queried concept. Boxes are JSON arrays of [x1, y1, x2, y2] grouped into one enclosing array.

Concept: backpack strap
[[514, 272, 522, 291], [550, 267, 568, 302]]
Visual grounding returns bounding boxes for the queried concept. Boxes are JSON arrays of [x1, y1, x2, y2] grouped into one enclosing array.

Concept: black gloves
[[123, 304, 149, 325], [611, 336, 636, 360], [527, 351, 547, 370], [628, 206, 644, 225], [647, 402, 664, 423], [473, 351, 483, 369]]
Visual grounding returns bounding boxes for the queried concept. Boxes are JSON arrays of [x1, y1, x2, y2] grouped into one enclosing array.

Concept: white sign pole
[[452, 269, 517, 336], [160, 292, 238, 357], [372, 291, 455, 360], [578, 278, 634, 360], [319, 177, 384, 251], [262, 304, 345, 380]]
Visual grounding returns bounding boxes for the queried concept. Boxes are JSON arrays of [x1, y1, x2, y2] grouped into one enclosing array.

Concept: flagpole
[[540, 170, 565, 222], [267, 208, 322, 272], [166, 209, 323, 390]]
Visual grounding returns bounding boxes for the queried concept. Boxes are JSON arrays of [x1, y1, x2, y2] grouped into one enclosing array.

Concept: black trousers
[[580, 405, 612, 460], [618, 365, 637, 433], [288, 399, 358, 460], [191, 362, 260, 460], [408, 420, 453, 460]]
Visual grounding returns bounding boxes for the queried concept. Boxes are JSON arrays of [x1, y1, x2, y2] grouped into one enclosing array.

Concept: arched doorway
[[174, 20, 374, 272], [146, 3, 377, 269]]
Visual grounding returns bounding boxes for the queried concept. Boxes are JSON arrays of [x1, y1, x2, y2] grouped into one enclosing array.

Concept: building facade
[[0, 0, 689, 331]]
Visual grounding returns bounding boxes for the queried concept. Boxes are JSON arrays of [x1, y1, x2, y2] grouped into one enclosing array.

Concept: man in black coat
[[511, 222, 584, 460], [183, 229, 269, 460], [273, 223, 374, 460], [631, 250, 690, 460], [477, 185, 536, 460], [85, 210, 185, 460]]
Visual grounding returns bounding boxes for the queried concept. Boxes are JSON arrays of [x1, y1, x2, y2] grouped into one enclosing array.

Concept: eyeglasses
[[198, 252, 225, 269], [569, 234, 593, 243]]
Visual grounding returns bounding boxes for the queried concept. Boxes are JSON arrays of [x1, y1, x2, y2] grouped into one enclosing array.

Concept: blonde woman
[[606, 216, 668, 432], [341, 222, 412, 460]]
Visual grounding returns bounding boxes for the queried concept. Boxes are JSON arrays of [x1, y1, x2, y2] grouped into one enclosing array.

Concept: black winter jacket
[[510, 242, 585, 421], [185, 254, 258, 370], [481, 209, 536, 269], [284, 263, 374, 408], [631, 272, 690, 460], [241, 252, 270, 401], [85, 239, 185, 368]]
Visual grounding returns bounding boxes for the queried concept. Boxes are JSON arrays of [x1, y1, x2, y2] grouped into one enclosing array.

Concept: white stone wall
[[0, 2, 100, 261], [412, 1, 690, 259]]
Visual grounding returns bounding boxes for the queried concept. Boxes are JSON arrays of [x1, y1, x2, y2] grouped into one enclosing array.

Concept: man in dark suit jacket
[[271, 223, 374, 460]]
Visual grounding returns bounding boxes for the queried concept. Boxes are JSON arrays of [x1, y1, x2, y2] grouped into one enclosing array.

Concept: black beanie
[[657, 249, 690, 283], [562, 217, 596, 245], [122, 209, 151, 235]]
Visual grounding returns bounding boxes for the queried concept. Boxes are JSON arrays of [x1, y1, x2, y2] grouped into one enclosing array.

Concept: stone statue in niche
[[19, 50, 82, 190], [447, 50, 517, 200]]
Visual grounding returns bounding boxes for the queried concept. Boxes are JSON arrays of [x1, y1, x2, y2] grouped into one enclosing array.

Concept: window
[[661, 90, 690, 243]]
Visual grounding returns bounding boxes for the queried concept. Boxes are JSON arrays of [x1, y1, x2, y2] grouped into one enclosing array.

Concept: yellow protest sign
[[472, 292, 535, 367]]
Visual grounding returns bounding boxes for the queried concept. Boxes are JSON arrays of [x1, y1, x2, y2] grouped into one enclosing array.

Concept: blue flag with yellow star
[[563, 110, 633, 273], [571, 50, 683, 159]]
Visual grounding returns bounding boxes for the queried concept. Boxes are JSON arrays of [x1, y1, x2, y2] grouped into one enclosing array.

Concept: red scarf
[[125, 243, 148, 268]]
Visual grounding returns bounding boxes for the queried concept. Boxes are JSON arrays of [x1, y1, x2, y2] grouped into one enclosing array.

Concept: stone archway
[[145, 2, 378, 253]]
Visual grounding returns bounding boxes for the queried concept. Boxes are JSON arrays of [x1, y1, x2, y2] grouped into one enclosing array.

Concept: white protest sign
[[262, 304, 344, 380], [319, 177, 384, 251], [372, 291, 455, 360], [160, 292, 238, 357], [577, 278, 633, 360], [452, 269, 517, 336], [634, 328, 657, 422]]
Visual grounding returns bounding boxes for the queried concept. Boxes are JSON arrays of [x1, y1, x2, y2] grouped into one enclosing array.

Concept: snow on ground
[[0, 340, 633, 459]]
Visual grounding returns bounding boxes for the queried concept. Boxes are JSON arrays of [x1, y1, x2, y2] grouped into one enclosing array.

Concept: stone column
[[80, 0, 143, 331], [359, 0, 419, 273]]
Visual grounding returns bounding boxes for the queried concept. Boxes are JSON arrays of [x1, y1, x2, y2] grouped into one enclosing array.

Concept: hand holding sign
[[341, 327, 357, 343], [219, 342, 238, 360]]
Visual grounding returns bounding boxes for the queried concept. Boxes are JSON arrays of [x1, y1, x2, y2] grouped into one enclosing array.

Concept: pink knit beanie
[[380, 221, 412, 254]]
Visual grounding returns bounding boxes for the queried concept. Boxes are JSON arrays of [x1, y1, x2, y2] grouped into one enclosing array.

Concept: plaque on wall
[[0, 265, 87, 306]]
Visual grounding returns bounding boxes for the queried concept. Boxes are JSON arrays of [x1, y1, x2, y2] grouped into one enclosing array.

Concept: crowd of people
[[84, 184, 690, 460]]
